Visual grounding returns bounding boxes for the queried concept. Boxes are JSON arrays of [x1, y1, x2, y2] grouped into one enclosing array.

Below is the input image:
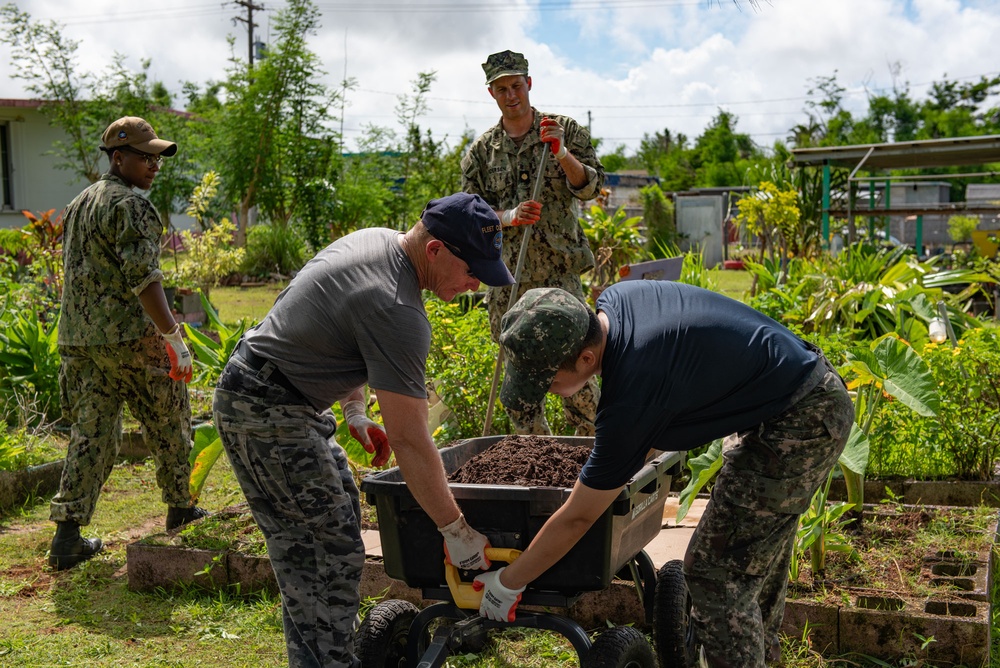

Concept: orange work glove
[[161, 323, 192, 383], [342, 400, 392, 467]]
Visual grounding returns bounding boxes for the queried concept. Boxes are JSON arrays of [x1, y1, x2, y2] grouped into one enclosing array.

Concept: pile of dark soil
[[448, 434, 592, 487]]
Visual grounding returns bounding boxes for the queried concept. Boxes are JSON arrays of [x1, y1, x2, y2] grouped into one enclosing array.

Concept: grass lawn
[[209, 283, 287, 328], [0, 457, 287, 668], [709, 266, 753, 302]]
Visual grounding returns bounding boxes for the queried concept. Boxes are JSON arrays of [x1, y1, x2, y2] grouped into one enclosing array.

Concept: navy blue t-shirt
[[579, 281, 819, 490]]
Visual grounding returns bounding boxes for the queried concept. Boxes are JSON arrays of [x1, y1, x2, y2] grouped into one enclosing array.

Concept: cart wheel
[[356, 599, 420, 668], [652, 559, 692, 667], [581, 626, 655, 668]]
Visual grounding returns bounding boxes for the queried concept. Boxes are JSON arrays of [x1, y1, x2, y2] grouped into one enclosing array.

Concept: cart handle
[[445, 547, 522, 610]]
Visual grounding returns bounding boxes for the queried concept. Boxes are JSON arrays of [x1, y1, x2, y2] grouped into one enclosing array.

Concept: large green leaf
[[675, 439, 723, 524], [837, 423, 869, 477], [846, 335, 939, 417], [189, 422, 223, 504]]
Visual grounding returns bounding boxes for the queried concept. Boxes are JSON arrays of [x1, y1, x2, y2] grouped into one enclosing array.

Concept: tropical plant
[[424, 298, 510, 440], [0, 310, 61, 427], [240, 222, 309, 278], [183, 292, 250, 503], [789, 474, 857, 581], [947, 214, 979, 248], [732, 182, 805, 297], [166, 218, 245, 298], [580, 204, 649, 296], [183, 291, 251, 389], [838, 334, 940, 518], [640, 184, 677, 256], [18, 209, 64, 296], [749, 243, 993, 343], [868, 326, 1000, 481]]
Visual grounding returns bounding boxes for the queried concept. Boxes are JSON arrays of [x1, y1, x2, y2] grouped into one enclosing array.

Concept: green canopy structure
[[790, 135, 1000, 248]]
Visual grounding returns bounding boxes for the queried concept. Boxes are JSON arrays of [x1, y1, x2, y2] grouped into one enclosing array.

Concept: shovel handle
[[445, 547, 522, 610], [482, 148, 550, 436]]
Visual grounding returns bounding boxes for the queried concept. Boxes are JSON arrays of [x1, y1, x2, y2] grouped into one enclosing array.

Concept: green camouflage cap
[[499, 288, 590, 413], [483, 50, 529, 85]]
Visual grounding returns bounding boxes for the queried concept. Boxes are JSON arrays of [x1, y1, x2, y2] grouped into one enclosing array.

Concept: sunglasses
[[440, 238, 465, 260], [117, 146, 164, 168]]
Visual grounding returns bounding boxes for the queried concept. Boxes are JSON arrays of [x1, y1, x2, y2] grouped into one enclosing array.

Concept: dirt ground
[[787, 504, 994, 602], [447, 434, 592, 487]]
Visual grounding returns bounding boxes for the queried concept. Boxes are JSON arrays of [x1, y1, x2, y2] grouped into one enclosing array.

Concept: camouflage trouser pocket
[[214, 390, 352, 527]]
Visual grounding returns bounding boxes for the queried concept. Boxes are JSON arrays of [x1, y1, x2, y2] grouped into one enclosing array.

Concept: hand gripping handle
[[445, 547, 522, 610]]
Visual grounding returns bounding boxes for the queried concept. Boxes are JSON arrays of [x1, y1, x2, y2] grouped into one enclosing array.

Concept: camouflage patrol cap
[[101, 116, 178, 157], [499, 288, 590, 412], [483, 50, 529, 85]]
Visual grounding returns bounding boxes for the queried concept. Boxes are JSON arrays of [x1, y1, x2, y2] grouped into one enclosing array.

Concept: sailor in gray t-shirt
[[213, 193, 512, 668]]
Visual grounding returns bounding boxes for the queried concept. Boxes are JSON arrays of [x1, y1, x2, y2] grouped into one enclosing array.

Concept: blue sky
[[2, 1, 999, 153]]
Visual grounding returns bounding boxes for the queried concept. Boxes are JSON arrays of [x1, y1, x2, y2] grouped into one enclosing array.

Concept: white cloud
[[1, 0, 998, 155]]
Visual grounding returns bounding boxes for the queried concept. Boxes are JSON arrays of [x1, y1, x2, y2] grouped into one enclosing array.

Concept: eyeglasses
[[117, 146, 164, 168]]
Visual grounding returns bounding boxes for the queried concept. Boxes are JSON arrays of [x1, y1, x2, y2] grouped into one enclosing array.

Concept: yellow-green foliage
[[171, 173, 244, 292], [946, 214, 979, 244], [734, 181, 802, 257]]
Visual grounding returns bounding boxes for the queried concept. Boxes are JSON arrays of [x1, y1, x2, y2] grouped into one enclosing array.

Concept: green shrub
[[240, 222, 309, 278], [866, 325, 1000, 480], [424, 298, 568, 442], [0, 309, 61, 427], [0, 424, 64, 471]]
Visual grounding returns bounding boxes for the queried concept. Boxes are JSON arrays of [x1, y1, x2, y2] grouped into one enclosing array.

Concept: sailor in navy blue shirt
[[478, 282, 853, 667]]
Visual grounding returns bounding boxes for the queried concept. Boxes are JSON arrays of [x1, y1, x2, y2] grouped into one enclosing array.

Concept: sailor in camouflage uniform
[[213, 193, 502, 668], [49, 117, 207, 571], [461, 50, 604, 436], [473, 282, 854, 668]]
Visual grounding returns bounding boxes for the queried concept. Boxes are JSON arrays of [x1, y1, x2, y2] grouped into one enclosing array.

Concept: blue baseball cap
[[421, 193, 515, 287]]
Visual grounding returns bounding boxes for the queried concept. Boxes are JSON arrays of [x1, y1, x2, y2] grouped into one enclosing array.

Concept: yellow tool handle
[[445, 547, 522, 610]]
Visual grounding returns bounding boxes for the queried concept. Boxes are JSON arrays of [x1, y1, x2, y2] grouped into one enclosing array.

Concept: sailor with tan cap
[[48, 116, 207, 571]]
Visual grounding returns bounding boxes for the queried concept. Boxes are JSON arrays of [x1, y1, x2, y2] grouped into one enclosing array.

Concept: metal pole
[[482, 150, 549, 436]]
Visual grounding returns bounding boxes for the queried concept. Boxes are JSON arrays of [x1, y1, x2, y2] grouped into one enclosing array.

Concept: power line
[[315, 0, 710, 13]]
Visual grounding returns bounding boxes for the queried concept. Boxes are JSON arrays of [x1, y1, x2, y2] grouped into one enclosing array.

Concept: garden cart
[[357, 435, 691, 667]]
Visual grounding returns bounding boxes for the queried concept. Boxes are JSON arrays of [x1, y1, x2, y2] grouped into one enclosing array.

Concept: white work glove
[[473, 567, 525, 622], [500, 200, 541, 227], [438, 513, 491, 571], [161, 323, 192, 383], [343, 400, 391, 467]]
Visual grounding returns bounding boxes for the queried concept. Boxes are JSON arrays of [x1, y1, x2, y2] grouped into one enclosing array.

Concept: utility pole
[[232, 0, 264, 69], [587, 110, 592, 134]]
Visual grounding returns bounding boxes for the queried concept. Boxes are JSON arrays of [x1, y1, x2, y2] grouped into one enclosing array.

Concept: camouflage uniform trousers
[[487, 272, 599, 436], [50, 335, 192, 526], [682, 355, 854, 668], [214, 355, 363, 668]]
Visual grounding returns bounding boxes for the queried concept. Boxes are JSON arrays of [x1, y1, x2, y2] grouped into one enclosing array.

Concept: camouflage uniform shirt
[[461, 109, 603, 287], [59, 174, 164, 346]]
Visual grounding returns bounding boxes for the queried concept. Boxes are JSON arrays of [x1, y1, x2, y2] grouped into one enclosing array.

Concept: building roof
[[790, 135, 1000, 170]]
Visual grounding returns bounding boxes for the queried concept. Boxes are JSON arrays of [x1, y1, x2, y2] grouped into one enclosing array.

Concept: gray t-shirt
[[245, 228, 430, 410]]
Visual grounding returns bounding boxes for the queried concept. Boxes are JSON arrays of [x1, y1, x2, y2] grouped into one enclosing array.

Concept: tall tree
[[0, 3, 106, 183], [211, 0, 341, 244]]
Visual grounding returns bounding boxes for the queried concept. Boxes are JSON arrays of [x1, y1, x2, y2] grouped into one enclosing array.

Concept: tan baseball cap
[[101, 116, 177, 156]]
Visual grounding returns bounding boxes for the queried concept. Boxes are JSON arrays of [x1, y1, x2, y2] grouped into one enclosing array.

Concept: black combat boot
[[166, 505, 210, 531], [48, 521, 103, 570]]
